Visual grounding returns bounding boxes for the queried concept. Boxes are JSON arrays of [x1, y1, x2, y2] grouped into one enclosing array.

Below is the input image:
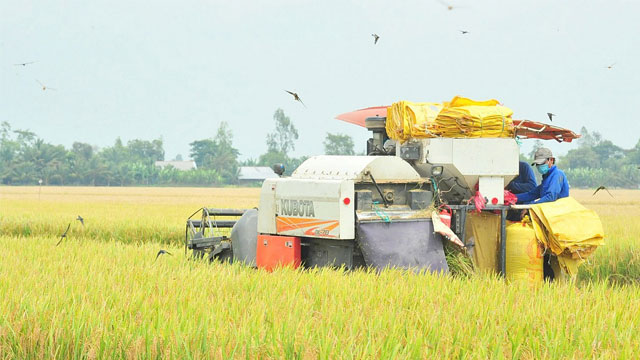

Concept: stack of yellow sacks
[[529, 197, 605, 276], [386, 101, 442, 142], [385, 96, 515, 142]]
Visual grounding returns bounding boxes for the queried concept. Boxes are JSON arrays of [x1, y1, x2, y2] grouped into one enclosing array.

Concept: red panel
[[256, 234, 301, 272]]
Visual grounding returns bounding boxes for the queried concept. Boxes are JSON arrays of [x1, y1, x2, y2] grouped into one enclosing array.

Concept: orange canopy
[[334, 106, 388, 127], [513, 120, 580, 143]]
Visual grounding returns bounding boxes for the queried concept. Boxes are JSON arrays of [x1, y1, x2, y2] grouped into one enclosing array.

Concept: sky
[[1, 0, 639, 161]]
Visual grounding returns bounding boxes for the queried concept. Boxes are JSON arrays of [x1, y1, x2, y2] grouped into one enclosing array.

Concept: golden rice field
[[1, 186, 640, 359]]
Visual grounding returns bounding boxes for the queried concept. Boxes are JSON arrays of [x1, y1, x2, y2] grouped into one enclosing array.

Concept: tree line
[[522, 127, 640, 188], [0, 109, 355, 186], [2, 113, 638, 188]]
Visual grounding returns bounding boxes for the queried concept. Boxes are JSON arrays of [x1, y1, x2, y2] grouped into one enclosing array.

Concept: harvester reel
[[185, 208, 248, 261]]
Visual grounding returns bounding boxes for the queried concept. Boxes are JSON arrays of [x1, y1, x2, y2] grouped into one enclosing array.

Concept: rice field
[[1, 186, 639, 359], [0, 187, 261, 245]]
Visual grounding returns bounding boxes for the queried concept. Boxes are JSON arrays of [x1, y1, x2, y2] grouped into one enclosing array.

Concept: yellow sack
[[385, 101, 442, 142], [464, 212, 500, 273], [506, 220, 543, 284], [386, 96, 514, 142], [530, 197, 605, 276], [445, 96, 500, 107]]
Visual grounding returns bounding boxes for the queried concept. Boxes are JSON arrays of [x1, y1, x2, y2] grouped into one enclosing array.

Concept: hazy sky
[[1, 0, 638, 161]]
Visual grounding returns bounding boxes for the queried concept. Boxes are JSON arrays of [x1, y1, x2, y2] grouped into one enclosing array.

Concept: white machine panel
[[409, 138, 519, 204], [292, 155, 420, 182], [479, 176, 505, 205], [422, 138, 519, 177], [258, 179, 278, 234], [257, 178, 355, 239], [450, 138, 519, 177]]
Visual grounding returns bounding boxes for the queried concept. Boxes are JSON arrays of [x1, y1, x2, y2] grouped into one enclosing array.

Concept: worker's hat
[[532, 147, 553, 165]]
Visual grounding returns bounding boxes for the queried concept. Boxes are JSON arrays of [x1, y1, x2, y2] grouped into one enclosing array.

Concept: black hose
[[367, 171, 389, 208]]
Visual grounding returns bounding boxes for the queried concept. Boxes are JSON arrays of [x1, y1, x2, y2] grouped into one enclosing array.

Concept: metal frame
[[185, 208, 248, 258], [448, 204, 510, 276]]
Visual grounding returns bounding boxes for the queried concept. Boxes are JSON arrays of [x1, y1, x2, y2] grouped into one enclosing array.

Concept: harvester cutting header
[[187, 96, 603, 282]]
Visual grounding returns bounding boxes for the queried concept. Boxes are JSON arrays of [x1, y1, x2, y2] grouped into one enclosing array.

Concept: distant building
[[238, 166, 278, 184], [154, 160, 197, 171]]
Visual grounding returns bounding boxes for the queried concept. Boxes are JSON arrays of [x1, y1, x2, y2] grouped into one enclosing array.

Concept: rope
[[372, 201, 391, 223]]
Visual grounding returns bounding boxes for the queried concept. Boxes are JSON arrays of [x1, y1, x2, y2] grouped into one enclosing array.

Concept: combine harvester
[[186, 97, 583, 276]]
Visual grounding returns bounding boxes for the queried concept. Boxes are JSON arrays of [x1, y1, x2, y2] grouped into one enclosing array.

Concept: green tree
[[578, 127, 602, 148], [72, 142, 94, 161], [100, 138, 128, 165], [20, 139, 66, 185], [266, 108, 298, 155], [127, 138, 164, 164], [323, 132, 355, 155], [624, 139, 640, 166], [240, 158, 259, 166], [560, 147, 600, 169], [65, 142, 95, 184], [189, 139, 216, 169], [259, 150, 287, 169], [209, 122, 239, 184], [189, 122, 239, 184], [259, 109, 300, 174], [0, 122, 20, 183], [559, 127, 624, 170], [592, 140, 624, 165]]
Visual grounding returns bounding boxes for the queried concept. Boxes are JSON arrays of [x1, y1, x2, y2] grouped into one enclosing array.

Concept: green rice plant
[[444, 244, 474, 278], [1, 236, 640, 359], [1, 186, 639, 282], [0, 186, 260, 245], [1, 186, 640, 358]]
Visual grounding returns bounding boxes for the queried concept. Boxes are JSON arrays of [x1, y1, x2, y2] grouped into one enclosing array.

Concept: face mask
[[537, 163, 550, 175]]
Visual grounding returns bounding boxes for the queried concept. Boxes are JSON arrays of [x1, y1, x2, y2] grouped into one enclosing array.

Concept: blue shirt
[[506, 161, 537, 194], [516, 165, 569, 204]]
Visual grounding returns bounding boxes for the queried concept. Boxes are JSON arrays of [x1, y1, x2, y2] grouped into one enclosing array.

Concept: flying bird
[[436, 0, 458, 10], [14, 62, 35, 66], [155, 249, 173, 261], [56, 223, 71, 246], [36, 80, 56, 91], [76, 215, 84, 227], [606, 63, 615, 70], [547, 112, 556, 122], [459, 30, 469, 34], [371, 33, 380, 44], [284, 90, 305, 107], [593, 186, 613, 197]]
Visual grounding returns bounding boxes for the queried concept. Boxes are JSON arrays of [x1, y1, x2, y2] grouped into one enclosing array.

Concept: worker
[[507, 161, 537, 195], [516, 147, 569, 205], [506, 161, 537, 221], [516, 147, 569, 281]]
